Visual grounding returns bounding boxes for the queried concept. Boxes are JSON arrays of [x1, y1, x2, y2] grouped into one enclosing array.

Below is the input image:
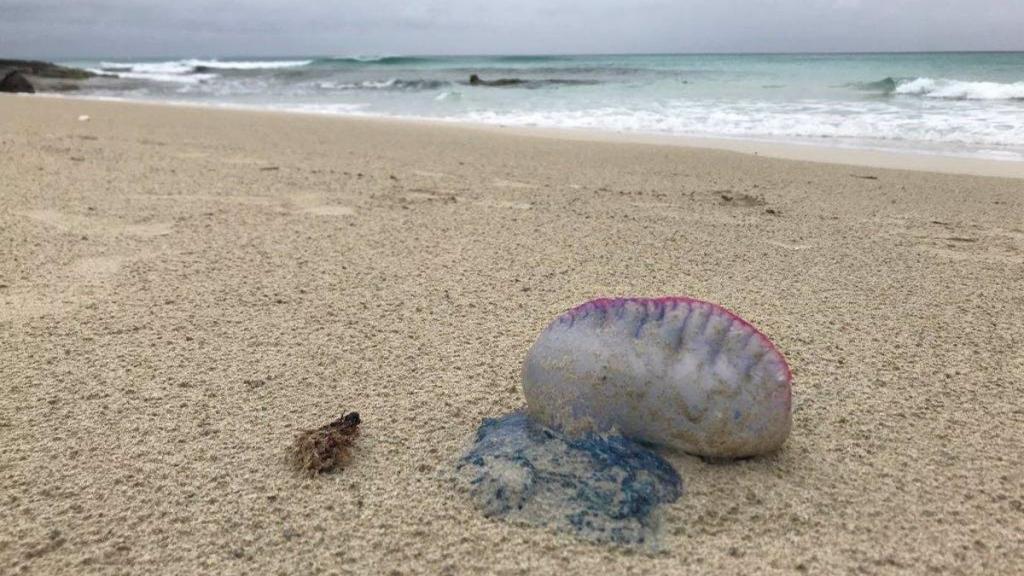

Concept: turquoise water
[[64, 52, 1024, 159]]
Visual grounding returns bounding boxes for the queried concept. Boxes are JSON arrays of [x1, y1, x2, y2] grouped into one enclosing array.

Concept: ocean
[[62, 52, 1024, 160]]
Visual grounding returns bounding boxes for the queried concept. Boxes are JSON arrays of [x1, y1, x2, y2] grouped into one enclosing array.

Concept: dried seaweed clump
[[291, 412, 361, 476]]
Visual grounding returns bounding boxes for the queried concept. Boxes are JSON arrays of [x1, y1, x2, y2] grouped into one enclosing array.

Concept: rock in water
[[0, 71, 35, 94], [457, 412, 681, 545], [523, 297, 792, 458]]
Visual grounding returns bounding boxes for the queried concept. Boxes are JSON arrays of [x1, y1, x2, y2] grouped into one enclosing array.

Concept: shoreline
[[23, 92, 1024, 179]]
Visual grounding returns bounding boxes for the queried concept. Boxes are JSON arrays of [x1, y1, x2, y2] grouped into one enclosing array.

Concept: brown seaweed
[[290, 412, 361, 476]]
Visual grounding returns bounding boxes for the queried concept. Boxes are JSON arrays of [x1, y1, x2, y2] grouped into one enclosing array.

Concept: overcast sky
[[1, 0, 1021, 59]]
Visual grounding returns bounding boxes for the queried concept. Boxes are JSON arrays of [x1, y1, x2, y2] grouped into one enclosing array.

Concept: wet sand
[[2, 95, 1022, 574]]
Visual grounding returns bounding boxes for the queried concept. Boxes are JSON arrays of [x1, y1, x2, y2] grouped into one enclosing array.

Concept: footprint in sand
[[224, 156, 271, 166], [0, 291, 58, 322], [124, 222, 173, 237], [766, 240, 812, 251], [475, 199, 532, 210], [287, 192, 357, 217], [630, 201, 682, 210], [492, 179, 538, 189], [1, 254, 133, 321], [129, 193, 278, 207], [72, 255, 126, 282], [403, 190, 459, 203], [21, 210, 94, 233], [883, 217, 1023, 264], [303, 205, 355, 217], [20, 210, 174, 238], [413, 170, 451, 179]]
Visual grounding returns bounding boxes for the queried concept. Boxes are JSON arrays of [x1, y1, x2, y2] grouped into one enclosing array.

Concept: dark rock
[[0, 60, 99, 93], [0, 71, 34, 93], [468, 74, 597, 88], [0, 59, 94, 80], [468, 74, 525, 87]]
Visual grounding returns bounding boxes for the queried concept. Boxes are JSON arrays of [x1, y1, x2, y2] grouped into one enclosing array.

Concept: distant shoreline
[[22, 92, 1024, 179], [18, 52, 1024, 165]]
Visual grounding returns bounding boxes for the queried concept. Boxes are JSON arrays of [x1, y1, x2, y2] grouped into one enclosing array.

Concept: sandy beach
[[2, 95, 1023, 574]]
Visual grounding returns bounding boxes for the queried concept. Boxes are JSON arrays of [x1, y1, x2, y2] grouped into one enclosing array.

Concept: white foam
[[360, 79, 398, 89], [333, 55, 393, 62], [435, 91, 461, 102], [895, 77, 1024, 100], [185, 59, 312, 70], [457, 98, 1024, 150], [90, 69, 216, 84], [99, 60, 195, 75], [93, 59, 310, 83]]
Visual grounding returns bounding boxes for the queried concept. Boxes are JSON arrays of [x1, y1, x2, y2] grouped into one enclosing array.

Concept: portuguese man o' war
[[457, 296, 792, 544], [456, 412, 681, 545], [524, 297, 792, 458]]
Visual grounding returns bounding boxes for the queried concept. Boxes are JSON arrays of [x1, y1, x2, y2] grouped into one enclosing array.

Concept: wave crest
[[895, 77, 1024, 100], [318, 78, 450, 91], [849, 77, 898, 94], [92, 59, 312, 82], [318, 56, 435, 66], [850, 77, 1024, 100]]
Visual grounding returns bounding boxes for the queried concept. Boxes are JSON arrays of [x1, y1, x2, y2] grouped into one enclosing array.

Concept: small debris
[[78, 115, 90, 122], [290, 412, 361, 476], [260, 166, 280, 171], [765, 208, 780, 216], [717, 191, 766, 207], [850, 174, 879, 180]]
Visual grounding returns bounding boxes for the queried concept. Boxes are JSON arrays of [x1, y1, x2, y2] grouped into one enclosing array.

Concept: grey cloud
[[0, 0, 1020, 59]]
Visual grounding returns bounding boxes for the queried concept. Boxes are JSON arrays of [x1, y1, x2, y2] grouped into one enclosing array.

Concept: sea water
[[62, 52, 1024, 160]]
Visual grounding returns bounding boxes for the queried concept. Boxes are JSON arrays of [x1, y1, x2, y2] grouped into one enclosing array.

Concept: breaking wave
[[853, 76, 1024, 100], [851, 76, 1024, 99], [317, 56, 437, 66], [90, 59, 312, 83], [317, 78, 451, 91], [849, 77, 899, 94], [893, 77, 1024, 100]]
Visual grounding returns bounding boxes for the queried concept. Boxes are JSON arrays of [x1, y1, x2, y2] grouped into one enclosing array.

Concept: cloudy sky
[[1, 0, 1021, 59]]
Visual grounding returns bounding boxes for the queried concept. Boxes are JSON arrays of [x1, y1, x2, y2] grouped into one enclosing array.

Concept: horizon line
[[34, 49, 1024, 62]]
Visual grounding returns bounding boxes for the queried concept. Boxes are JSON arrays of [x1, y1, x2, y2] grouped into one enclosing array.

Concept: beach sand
[[2, 95, 1022, 574]]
